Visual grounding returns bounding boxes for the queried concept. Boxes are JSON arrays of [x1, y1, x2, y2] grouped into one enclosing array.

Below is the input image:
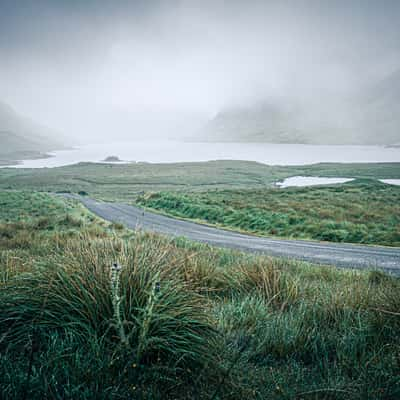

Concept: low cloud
[[1, 0, 399, 142]]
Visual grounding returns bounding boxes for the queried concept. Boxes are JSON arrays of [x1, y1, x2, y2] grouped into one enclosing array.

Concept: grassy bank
[[1, 190, 399, 399], [0, 161, 399, 201], [136, 180, 400, 246]]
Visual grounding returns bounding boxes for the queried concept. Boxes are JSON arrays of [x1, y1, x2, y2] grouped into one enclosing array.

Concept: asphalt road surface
[[66, 195, 400, 275]]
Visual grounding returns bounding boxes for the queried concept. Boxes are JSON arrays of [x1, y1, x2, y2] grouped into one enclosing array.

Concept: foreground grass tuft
[[0, 190, 399, 399]]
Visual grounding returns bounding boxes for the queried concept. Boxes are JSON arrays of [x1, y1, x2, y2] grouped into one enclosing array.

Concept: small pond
[[379, 179, 400, 186], [276, 176, 354, 188]]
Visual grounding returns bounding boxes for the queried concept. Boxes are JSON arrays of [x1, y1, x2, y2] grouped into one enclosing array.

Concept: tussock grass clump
[[228, 259, 299, 309], [0, 222, 33, 249], [0, 234, 218, 369]]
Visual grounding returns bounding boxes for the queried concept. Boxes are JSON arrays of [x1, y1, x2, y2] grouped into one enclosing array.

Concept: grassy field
[[0, 190, 399, 399], [136, 180, 400, 246], [0, 161, 399, 201]]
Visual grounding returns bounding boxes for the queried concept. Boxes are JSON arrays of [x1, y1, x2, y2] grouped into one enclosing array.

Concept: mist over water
[[5, 141, 400, 168], [1, 0, 400, 145]]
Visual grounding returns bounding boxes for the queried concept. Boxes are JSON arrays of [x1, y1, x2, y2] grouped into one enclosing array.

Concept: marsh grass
[[0, 190, 399, 399], [136, 180, 400, 246], [228, 260, 299, 310]]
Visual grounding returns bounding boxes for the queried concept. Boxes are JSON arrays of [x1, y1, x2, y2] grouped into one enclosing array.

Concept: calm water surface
[[276, 176, 354, 188], [379, 179, 400, 186], [4, 141, 400, 168]]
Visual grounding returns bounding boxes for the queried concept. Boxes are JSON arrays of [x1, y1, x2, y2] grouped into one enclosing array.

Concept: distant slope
[[201, 70, 400, 145], [0, 100, 65, 163], [200, 101, 311, 144], [200, 100, 357, 145], [356, 68, 400, 145]]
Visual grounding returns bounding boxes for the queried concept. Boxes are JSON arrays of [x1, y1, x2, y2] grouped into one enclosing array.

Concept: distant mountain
[[355, 68, 400, 145], [200, 99, 356, 145], [0, 101, 65, 162], [200, 101, 311, 143], [200, 70, 400, 145]]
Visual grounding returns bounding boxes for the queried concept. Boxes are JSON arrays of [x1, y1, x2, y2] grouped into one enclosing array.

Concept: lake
[[4, 141, 400, 168]]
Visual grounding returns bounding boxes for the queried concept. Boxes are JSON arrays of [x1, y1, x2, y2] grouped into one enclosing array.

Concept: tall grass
[[0, 233, 218, 357], [1, 191, 399, 399], [136, 181, 400, 246]]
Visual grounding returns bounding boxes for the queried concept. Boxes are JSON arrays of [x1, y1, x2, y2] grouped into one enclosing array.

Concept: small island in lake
[[102, 155, 122, 162]]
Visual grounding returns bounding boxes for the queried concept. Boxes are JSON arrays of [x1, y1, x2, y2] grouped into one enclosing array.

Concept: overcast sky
[[1, 0, 399, 141]]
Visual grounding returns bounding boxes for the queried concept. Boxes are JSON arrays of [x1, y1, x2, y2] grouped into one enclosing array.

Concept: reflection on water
[[2, 141, 400, 168], [276, 176, 354, 188]]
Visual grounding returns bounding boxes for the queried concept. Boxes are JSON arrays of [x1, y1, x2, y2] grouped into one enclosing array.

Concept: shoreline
[[0, 151, 53, 167], [1, 142, 400, 169]]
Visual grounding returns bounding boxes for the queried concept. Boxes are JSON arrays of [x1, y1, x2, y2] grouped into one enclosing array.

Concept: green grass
[[0, 191, 102, 251], [136, 180, 400, 246], [0, 190, 399, 399], [0, 191, 79, 223], [0, 161, 399, 201]]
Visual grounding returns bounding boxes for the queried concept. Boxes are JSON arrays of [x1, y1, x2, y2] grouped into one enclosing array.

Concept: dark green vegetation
[[0, 160, 399, 201], [1, 190, 399, 399], [136, 180, 400, 246], [0, 191, 83, 225]]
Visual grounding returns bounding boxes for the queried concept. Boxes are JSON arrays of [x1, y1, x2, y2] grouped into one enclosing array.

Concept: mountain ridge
[[200, 69, 400, 145]]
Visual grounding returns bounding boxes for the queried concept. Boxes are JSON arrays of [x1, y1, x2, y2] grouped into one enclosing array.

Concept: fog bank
[[1, 0, 399, 143]]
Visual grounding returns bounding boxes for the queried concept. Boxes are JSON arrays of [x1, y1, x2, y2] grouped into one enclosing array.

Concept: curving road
[[65, 195, 400, 275]]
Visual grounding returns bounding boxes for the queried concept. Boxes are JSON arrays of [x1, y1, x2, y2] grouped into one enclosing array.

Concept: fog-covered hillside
[[0, 101, 64, 162], [201, 70, 400, 145], [356, 68, 400, 144]]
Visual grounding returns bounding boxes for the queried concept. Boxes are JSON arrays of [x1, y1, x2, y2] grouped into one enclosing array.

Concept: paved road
[[65, 195, 400, 274]]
